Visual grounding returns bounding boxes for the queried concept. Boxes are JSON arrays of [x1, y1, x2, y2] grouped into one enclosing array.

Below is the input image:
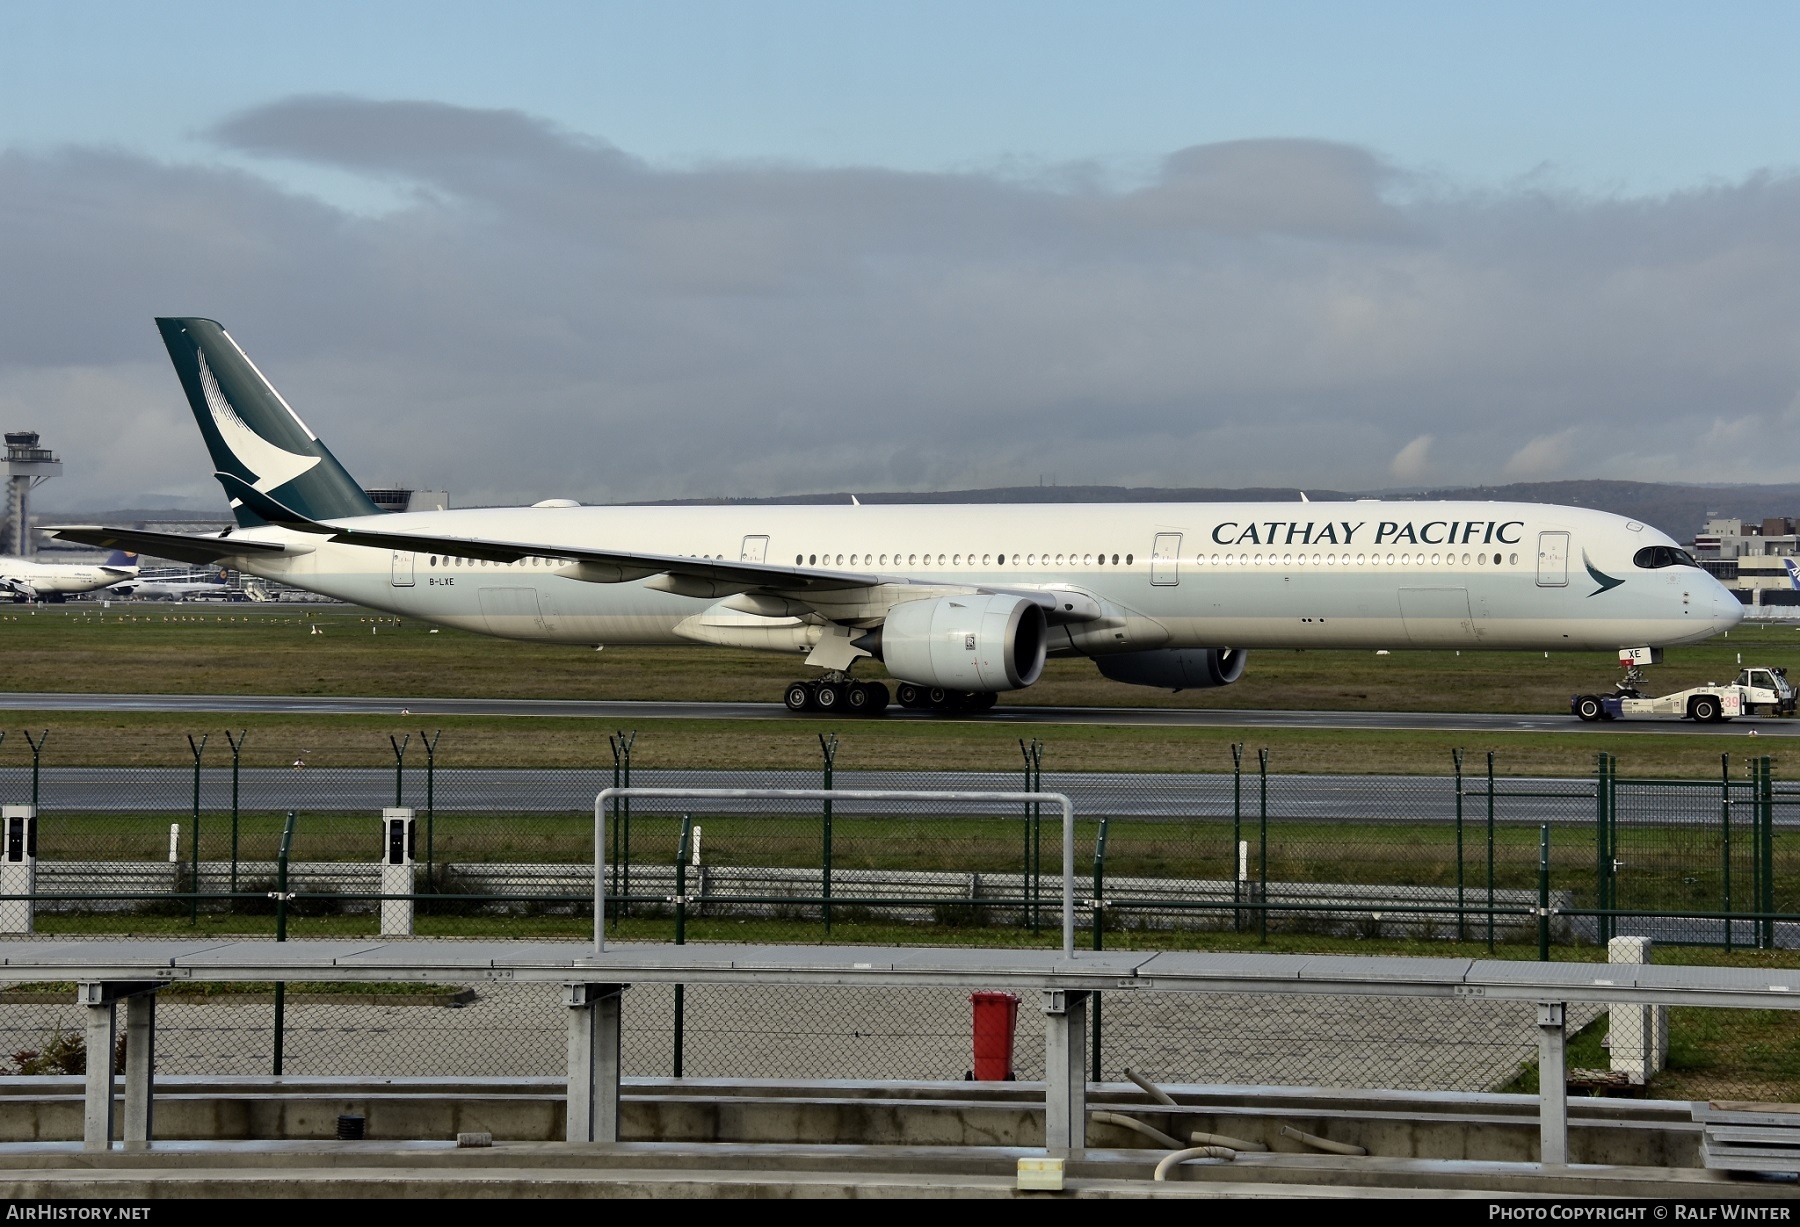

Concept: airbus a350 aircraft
[[50, 318, 1743, 714], [0, 551, 138, 603]]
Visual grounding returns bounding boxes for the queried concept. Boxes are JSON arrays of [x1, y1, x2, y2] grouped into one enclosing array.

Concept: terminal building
[[1690, 516, 1800, 606]]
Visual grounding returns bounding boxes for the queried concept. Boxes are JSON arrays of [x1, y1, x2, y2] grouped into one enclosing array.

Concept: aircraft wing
[[43, 525, 297, 567], [215, 472, 884, 594]]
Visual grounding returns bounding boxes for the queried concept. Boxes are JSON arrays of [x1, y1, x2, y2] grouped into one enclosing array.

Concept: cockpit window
[[1633, 545, 1699, 569]]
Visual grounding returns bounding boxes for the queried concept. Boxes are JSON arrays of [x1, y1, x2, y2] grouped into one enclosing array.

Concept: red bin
[[970, 991, 1020, 1081]]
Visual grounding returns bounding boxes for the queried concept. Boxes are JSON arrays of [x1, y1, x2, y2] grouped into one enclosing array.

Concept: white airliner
[[50, 318, 1743, 714], [112, 569, 238, 601], [0, 551, 138, 603]]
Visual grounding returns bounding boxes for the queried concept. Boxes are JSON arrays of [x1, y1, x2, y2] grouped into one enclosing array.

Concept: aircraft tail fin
[[155, 318, 382, 528], [104, 550, 137, 569], [1785, 558, 1799, 591]]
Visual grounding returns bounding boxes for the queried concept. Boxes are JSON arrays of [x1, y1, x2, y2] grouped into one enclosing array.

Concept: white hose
[[1190, 1129, 1267, 1152], [1153, 1146, 1236, 1181], [1123, 1066, 1178, 1107], [1090, 1110, 1184, 1150], [1279, 1124, 1367, 1156]]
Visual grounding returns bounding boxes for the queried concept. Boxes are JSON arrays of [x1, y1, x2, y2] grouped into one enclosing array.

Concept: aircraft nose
[[1710, 581, 1745, 634]]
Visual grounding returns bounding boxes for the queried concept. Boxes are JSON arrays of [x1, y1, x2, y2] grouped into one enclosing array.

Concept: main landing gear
[[894, 684, 997, 713], [779, 677, 1003, 715], [782, 676, 892, 715]]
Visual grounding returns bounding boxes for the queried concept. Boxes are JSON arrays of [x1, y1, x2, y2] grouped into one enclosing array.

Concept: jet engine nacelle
[[879, 595, 1047, 691], [1095, 647, 1248, 691]]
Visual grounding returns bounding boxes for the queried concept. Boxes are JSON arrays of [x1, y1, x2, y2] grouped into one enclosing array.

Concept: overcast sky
[[5, 2, 1800, 509]]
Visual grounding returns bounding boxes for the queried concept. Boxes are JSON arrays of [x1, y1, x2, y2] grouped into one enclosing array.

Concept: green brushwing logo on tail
[[156, 317, 382, 527], [1583, 551, 1625, 596]]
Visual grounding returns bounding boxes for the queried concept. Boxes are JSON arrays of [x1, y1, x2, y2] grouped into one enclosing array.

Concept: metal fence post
[[22, 729, 44, 811], [1613, 752, 1623, 944], [1091, 817, 1108, 1082], [609, 732, 635, 925], [1721, 753, 1734, 953], [1021, 738, 1043, 935], [1453, 748, 1465, 941], [674, 815, 691, 1078], [1231, 742, 1243, 933], [1760, 756, 1775, 950], [421, 729, 440, 892], [1750, 757, 1764, 952], [272, 810, 296, 1076], [224, 730, 245, 897], [1593, 752, 1613, 946], [1486, 750, 1496, 953], [1538, 823, 1551, 962], [820, 733, 837, 934], [187, 734, 207, 924], [1257, 747, 1269, 944], [389, 733, 409, 807]]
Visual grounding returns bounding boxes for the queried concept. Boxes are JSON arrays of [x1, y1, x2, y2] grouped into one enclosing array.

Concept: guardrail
[[13, 939, 1800, 1161]]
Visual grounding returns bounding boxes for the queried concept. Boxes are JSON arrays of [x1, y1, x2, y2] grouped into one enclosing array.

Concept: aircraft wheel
[[968, 691, 998, 711], [865, 682, 891, 713], [927, 687, 954, 711], [896, 683, 926, 709], [1575, 695, 1603, 723], [815, 682, 844, 711], [783, 681, 814, 713], [844, 682, 872, 713]]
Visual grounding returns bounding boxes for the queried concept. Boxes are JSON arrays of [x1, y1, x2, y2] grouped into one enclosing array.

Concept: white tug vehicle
[[1572, 647, 1797, 723]]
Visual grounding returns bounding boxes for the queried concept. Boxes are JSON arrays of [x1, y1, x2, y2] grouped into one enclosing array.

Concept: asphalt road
[[3, 690, 1798, 736]]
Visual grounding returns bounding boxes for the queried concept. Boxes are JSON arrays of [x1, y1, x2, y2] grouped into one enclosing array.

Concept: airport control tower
[[4, 432, 60, 557]]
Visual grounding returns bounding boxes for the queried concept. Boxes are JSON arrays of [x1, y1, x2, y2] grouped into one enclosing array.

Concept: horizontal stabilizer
[[44, 525, 298, 566]]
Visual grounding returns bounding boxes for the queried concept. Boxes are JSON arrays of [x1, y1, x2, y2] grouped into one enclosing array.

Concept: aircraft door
[[1536, 532, 1569, 587], [1150, 533, 1182, 586], [740, 535, 769, 564], [390, 551, 416, 587]]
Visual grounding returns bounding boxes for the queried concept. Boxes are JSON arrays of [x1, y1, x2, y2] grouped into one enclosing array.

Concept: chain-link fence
[[3, 730, 1799, 1102]]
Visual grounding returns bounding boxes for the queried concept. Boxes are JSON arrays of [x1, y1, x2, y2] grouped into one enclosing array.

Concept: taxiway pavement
[[0, 690, 1795, 736]]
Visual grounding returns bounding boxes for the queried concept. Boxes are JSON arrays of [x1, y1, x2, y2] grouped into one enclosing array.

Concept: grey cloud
[[5, 96, 1800, 513], [1122, 139, 1411, 239], [213, 95, 638, 186]]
